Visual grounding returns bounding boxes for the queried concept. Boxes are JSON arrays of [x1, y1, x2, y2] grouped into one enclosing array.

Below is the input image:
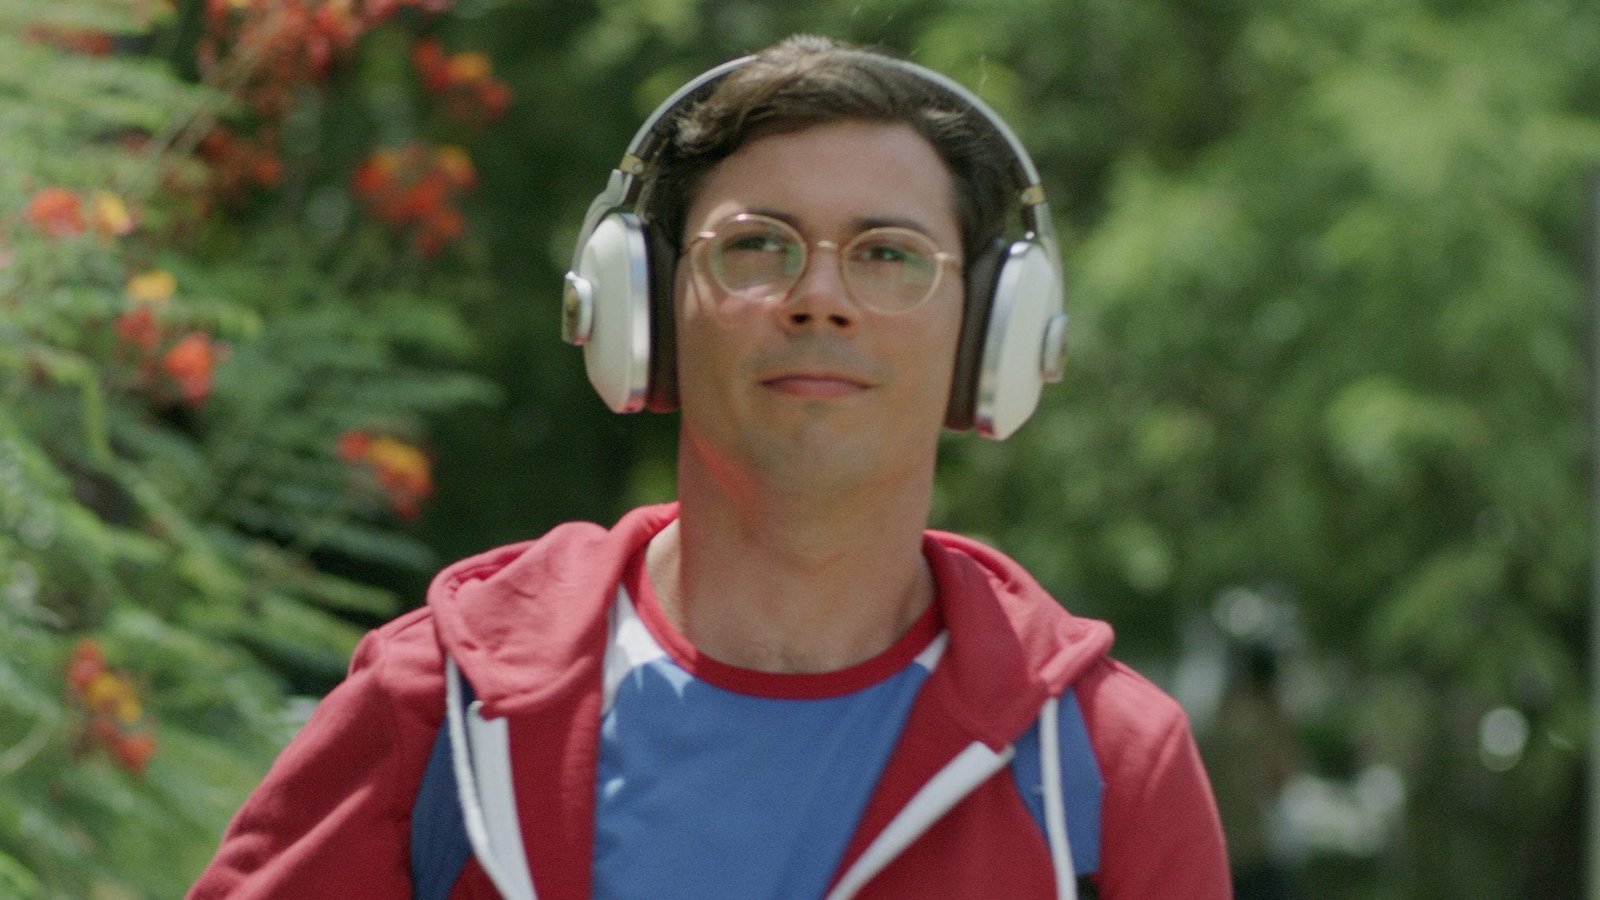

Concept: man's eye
[[724, 234, 789, 254], [857, 243, 910, 263]]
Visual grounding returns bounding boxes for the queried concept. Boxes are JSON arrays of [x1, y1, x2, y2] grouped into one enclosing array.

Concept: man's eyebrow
[[743, 207, 941, 237]]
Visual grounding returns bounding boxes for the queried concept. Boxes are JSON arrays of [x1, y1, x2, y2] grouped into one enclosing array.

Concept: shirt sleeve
[[187, 625, 441, 899]]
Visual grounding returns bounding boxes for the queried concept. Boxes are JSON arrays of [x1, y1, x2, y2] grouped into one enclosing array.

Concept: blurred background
[[1, 0, 1596, 896]]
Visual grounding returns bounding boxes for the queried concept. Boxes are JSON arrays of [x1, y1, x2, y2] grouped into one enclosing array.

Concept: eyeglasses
[[688, 213, 958, 315]]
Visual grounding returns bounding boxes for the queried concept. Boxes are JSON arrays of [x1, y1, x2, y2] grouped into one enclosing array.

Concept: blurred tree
[[916, 0, 1599, 895]]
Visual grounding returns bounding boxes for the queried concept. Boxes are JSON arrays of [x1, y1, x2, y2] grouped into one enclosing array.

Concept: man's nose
[[780, 242, 859, 330]]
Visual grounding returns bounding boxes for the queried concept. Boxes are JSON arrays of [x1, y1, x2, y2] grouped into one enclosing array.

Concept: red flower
[[411, 39, 450, 92], [351, 144, 475, 252], [351, 149, 399, 198], [341, 432, 435, 518], [113, 732, 157, 775], [22, 24, 114, 56], [66, 639, 158, 776], [162, 332, 220, 405], [198, 126, 285, 199], [364, 0, 402, 22], [252, 152, 284, 186], [25, 187, 85, 237], [432, 146, 476, 190], [337, 429, 372, 461], [415, 207, 465, 255], [479, 81, 512, 120], [412, 41, 512, 126], [115, 307, 162, 353], [394, 174, 449, 221], [67, 640, 106, 692]]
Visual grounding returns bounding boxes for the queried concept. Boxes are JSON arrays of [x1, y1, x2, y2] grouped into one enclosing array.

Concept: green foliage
[[0, 0, 497, 894]]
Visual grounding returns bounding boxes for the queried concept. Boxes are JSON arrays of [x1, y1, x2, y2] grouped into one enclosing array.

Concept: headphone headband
[[571, 52, 1059, 275]]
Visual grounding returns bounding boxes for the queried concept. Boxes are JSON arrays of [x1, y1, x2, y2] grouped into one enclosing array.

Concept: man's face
[[673, 119, 966, 494]]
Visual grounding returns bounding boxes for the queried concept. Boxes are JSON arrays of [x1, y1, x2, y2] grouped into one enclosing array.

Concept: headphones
[[561, 52, 1067, 440]]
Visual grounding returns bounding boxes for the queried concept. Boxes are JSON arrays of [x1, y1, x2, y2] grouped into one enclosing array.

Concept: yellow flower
[[365, 437, 432, 490], [432, 145, 476, 189], [126, 269, 176, 305], [85, 671, 135, 717], [91, 191, 134, 237], [115, 692, 143, 724], [447, 52, 492, 85]]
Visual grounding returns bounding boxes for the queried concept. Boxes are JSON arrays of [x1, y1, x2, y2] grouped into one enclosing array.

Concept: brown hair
[[638, 35, 1017, 266]]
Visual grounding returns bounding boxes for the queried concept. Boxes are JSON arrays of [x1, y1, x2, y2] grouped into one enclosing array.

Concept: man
[[191, 35, 1229, 899]]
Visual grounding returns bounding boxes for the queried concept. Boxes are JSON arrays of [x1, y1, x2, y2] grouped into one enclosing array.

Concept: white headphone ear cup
[[574, 212, 652, 413], [973, 241, 1064, 440]]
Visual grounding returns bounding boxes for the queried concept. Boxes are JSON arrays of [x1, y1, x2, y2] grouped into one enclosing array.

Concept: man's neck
[[647, 459, 936, 674]]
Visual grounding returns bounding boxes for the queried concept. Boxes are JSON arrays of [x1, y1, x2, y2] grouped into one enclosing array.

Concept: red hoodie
[[190, 504, 1229, 898]]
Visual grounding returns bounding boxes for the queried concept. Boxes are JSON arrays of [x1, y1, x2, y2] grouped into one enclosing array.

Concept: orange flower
[[22, 24, 114, 56], [337, 429, 372, 462], [352, 143, 474, 252], [415, 207, 465, 256], [65, 639, 158, 776], [162, 332, 220, 404], [411, 39, 450, 91], [366, 436, 433, 491], [84, 671, 141, 723], [67, 640, 106, 692], [113, 732, 157, 775], [432, 146, 476, 190], [115, 307, 162, 353], [446, 51, 492, 85], [479, 81, 512, 120], [25, 187, 85, 237], [352, 149, 400, 198], [252, 152, 284, 186], [394, 174, 449, 222], [344, 434, 434, 518]]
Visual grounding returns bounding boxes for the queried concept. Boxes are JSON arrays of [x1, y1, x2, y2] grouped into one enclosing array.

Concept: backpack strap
[[1011, 690, 1104, 898], [411, 676, 475, 900]]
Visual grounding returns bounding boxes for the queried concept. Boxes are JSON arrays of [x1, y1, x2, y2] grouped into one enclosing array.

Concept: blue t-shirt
[[593, 555, 946, 899]]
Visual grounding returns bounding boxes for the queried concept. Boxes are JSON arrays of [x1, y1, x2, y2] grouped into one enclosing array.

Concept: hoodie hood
[[427, 503, 1114, 741], [920, 528, 1114, 747]]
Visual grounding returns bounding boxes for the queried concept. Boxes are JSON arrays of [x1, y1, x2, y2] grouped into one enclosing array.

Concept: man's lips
[[759, 371, 873, 398]]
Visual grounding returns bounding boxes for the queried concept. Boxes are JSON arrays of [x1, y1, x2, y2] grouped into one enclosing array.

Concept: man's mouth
[[759, 371, 873, 398]]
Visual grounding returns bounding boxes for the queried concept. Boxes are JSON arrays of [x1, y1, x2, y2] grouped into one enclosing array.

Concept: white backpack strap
[[1039, 695, 1078, 900], [446, 656, 539, 900]]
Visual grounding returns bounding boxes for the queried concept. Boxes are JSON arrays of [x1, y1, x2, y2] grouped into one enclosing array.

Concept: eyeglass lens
[[703, 215, 946, 313]]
